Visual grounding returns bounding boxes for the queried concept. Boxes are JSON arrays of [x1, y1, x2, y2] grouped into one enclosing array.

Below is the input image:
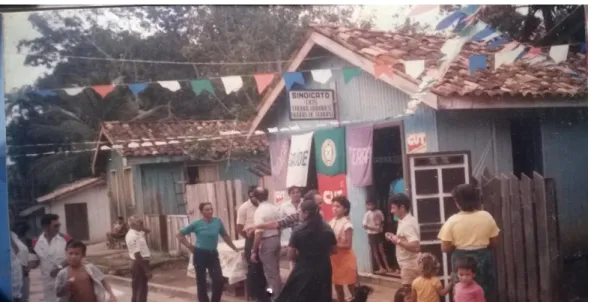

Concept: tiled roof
[[311, 24, 587, 98], [37, 178, 105, 203], [100, 120, 268, 159]]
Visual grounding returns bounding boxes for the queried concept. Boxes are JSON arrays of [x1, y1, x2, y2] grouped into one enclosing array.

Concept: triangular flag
[[469, 55, 487, 74], [471, 26, 495, 41], [495, 45, 526, 69], [526, 47, 542, 57], [373, 64, 393, 78], [310, 69, 333, 84], [253, 73, 275, 94], [408, 5, 439, 17], [458, 21, 488, 39], [342, 67, 361, 84], [481, 31, 502, 42], [460, 5, 480, 15], [440, 38, 465, 61], [63, 87, 85, 96], [35, 90, 57, 97], [487, 36, 509, 49], [190, 79, 215, 96], [403, 60, 425, 79], [127, 83, 149, 96], [220, 76, 243, 94], [549, 44, 569, 63], [158, 81, 182, 92], [92, 85, 115, 98], [436, 11, 466, 30], [283, 72, 305, 90], [501, 41, 520, 52]]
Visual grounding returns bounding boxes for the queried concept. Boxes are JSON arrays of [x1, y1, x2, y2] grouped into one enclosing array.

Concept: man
[[385, 193, 421, 292], [250, 187, 281, 300], [34, 214, 69, 302], [11, 221, 32, 302], [11, 241, 23, 302], [278, 186, 302, 241], [107, 216, 128, 249], [126, 215, 152, 302], [236, 186, 268, 302]]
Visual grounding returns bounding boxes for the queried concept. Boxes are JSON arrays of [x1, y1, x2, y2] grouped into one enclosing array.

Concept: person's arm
[[398, 238, 421, 253], [236, 205, 247, 238], [55, 269, 70, 297], [437, 281, 452, 296], [441, 241, 455, 253], [488, 236, 499, 249], [410, 287, 418, 302], [438, 220, 455, 253], [219, 222, 237, 252], [337, 228, 353, 249], [251, 231, 263, 262], [488, 216, 501, 249], [127, 234, 151, 276], [474, 285, 486, 302], [176, 222, 196, 253]]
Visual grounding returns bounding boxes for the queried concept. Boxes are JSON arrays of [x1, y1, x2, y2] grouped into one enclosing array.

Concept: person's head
[[366, 200, 376, 211], [12, 221, 30, 237], [299, 199, 320, 221], [418, 253, 440, 278], [117, 216, 124, 224], [394, 287, 411, 302], [128, 215, 144, 230], [247, 185, 257, 202], [303, 190, 323, 207], [452, 184, 481, 212], [41, 214, 61, 236], [288, 186, 302, 202], [199, 202, 214, 219], [253, 187, 269, 203], [66, 240, 87, 267], [389, 193, 411, 219], [332, 196, 351, 218], [455, 256, 478, 285]]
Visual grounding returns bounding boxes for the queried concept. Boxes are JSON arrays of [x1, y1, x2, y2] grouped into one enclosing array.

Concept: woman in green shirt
[[177, 202, 238, 302]]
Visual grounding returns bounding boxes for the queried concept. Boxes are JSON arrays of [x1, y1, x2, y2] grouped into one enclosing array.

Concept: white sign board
[[288, 90, 335, 120], [285, 132, 314, 187], [406, 132, 427, 154]]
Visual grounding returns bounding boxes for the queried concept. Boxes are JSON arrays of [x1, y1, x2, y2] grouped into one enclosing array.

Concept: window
[[186, 165, 219, 184], [187, 166, 200, 185], [122, 167, 135, 206]]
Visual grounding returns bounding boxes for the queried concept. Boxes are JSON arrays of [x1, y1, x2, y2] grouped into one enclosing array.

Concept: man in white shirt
[[34, 214, 69, 302], [11, 237, 23, 302], [126, 215, 152, 302], [278, 186, 302, 243], [11, 221, 31, 302], [251, 187, 281, 300]]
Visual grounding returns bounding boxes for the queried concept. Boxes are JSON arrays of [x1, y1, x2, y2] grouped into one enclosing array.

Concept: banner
[[269, 139, 290, 190], [313, 127, 346, 176], [406, 132, 427, 154], [318, 174, 348, 220], [286, 132, 314, 187], [346, 125, 374, 186]]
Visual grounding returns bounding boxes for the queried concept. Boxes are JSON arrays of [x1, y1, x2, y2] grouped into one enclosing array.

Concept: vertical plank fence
[[480, 171, 560, 302]]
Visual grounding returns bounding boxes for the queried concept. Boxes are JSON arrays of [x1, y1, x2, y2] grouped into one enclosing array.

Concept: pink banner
[[270, 139, 289, 190], [346, 125, 373, 186]]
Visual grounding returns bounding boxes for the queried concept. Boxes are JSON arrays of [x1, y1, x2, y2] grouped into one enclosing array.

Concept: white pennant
[[310, 69, 333, 84], [481, 32, 501, 42], [404, 60, 425, 79], [158, 81, 181, 92], [221, 76, 244, 94], [549, 45, 569, 63], [494, 45, 525, 69], [64, 87, 85, 96]]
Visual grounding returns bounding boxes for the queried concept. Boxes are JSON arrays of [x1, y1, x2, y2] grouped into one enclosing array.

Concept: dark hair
[[389, 193, 411, 211], [253, 187, 269, 201], [199, 202, 212, 212], [13, 221, 30, 237], [41, 214, 59, 227], [288, 186, 301, 194], [332, 196, 351, 216], [117, 216, 124, 221], [394, 287, 411, 302], [247, 185, 257, 195], [455, 256, 478, 273], [451, 184, 481, 212], [366, 200, 375, 205], [303, 189, 318, 201], [66, 240, 87, 256]]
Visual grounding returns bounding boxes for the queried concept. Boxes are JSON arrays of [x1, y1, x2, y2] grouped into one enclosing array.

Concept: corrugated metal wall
[[217, 160, 260, 187], [137, 163, 186, 215]]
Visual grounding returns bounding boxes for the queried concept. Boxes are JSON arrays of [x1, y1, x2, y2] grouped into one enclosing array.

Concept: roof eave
[[437, 94, 588, 110]]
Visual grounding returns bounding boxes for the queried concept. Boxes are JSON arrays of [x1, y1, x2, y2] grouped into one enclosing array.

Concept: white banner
[[286, 132, 314, 187]]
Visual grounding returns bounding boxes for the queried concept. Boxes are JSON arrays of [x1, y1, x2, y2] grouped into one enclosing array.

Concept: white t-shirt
[[363, 210, 384, 234], [396, 214, 420, 267], [236, 199, 258, 229], [254, 201, 280, 238], [126, 229, 151, 260]]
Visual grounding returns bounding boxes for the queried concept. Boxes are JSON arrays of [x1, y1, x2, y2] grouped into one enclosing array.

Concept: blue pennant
[[453, 16, 468, 33], [487, 36, 509, 49], [460, 5, 480, 15], [471, 26, 495, 41], [282, 72, 305, 90], [127, 83, 149, 96], [34, 90, 57, 97], [436, 11, 466, 31], [469, 55, 487, 74]]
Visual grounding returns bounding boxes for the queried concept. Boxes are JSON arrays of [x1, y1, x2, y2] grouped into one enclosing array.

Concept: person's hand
[[250, 251, 258, 263], [385, 232, 396, 243], [188, 245, 196, 254], [65, 277, 75, 291], [244, 226, 255, 236], [108, 294, 118, 302]]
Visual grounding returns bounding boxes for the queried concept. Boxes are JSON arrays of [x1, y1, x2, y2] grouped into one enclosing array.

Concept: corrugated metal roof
[[36, 178, 105, 203]]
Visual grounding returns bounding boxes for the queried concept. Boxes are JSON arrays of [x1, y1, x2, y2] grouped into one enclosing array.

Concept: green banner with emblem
[[314, 127, 346, 176]]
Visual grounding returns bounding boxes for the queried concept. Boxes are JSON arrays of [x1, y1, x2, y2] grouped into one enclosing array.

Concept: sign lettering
[[289, 90, 336, 120], [406, 132, 427, 154], [348, 146, 372, 166], [288, 150, 309, 167]]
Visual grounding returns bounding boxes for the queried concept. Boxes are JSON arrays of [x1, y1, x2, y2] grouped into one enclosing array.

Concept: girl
[[410, 253, 452, 302], [438, 184, 500, 301], [329, 196, 357, 302]]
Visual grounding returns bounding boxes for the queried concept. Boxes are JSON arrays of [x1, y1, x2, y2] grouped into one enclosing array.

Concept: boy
[[453, 257, 485, 302], [362, 200, 392, 273], [55, 241, 117, 302]]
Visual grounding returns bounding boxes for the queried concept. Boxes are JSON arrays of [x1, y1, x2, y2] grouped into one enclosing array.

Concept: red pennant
[[373, 64, 394, 78], [92, 85, 115, 98], [254, 73, 275, 95]]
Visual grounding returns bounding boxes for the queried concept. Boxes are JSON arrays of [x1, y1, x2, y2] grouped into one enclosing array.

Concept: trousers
[[131, 259, 149, 302], [258, 235, 282, 300], [194, 248, 224, 302]]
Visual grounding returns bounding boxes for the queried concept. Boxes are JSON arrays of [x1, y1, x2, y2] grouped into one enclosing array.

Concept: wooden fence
[[480, 171, 561, 302]]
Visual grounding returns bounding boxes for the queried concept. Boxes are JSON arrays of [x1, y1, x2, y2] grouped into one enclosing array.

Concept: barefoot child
[[362, 200, 392, 274], [453, 257, 485, 302], [55, 241, 117, 302], [410, 253, 452, 302]]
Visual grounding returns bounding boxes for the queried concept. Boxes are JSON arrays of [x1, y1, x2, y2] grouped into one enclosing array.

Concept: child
[[453, 257, 486, 302], [410, 253, 452, 302], [362, 200, 393, 274], [55, 241, 117, 302]]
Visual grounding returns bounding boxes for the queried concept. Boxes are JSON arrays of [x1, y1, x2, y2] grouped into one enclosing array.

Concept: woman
[[438, 184, 500, 301], [329, 196, 357, 302], [177, 202, 238, 302], [276, 199, 336, 302]]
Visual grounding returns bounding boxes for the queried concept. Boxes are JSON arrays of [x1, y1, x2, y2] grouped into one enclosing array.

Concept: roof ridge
[[102, 119, 246, 125]]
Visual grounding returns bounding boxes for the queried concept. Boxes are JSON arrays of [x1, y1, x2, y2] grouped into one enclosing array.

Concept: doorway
[[369, 125, 404, 276], [510, 117, 544, 177], [65, 203, 90, 241]]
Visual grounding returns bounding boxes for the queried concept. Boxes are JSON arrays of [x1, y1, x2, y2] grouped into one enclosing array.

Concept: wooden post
[[520, 174, 539, 302], [500, 174, 516, 302]]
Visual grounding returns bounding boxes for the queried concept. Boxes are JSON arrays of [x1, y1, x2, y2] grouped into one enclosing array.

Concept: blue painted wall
[[0, 14, 13, 299], [138, 163, 186, 215], [404, 104, 439, 152]]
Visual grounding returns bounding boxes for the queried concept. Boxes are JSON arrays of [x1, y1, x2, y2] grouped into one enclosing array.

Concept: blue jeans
[[193, 248, 224, 302]]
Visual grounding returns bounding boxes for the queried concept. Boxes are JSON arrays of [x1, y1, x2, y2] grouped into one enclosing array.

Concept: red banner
[[317, 173, 348, 220]]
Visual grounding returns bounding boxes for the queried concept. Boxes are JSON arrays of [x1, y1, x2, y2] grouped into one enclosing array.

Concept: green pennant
[[342, 67, 361, 84], [190, 79, 215, 96]]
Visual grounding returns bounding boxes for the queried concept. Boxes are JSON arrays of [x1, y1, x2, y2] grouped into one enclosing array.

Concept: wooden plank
[[225, 181, 235, 240], [500, 174, 516, 302], [217, 181, 232, 239], [489, 177, 506, 302], [520, 174, 539, 302], [508, 174, 526, 302]]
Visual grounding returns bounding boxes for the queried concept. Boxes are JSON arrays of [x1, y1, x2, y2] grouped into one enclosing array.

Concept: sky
[[2, 5, 444, 92]]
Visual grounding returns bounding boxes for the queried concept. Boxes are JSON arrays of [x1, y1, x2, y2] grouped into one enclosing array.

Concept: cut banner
[[318, 173, 348, 220], [346, 125, 373, 186], [270, 139, 290, 190], [313, 127, 347, 176], [286, 132, 314, 187]]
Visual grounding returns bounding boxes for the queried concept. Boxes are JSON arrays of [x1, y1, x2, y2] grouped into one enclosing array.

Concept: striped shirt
[[277, 212, 301, 230]]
